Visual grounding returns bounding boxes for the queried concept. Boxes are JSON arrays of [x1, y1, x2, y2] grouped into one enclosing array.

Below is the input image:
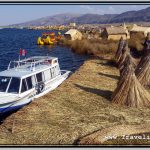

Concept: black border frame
[[0, 1, 150, 4], [0, 1, 150, 148]]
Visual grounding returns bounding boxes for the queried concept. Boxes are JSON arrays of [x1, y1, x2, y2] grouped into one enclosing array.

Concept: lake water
[[0, 28, 87, 121], [0, 28, 87, 72]]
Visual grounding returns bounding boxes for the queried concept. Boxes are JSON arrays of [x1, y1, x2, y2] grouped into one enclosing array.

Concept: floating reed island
[[1, 31, 150, 145], [76, 35, 150, 145]]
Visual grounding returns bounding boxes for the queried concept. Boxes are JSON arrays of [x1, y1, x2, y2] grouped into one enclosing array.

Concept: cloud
[[79, 5, 104, 14], [130, 5, 137, 9], [129, 5, 148, 10], [80, 5, 93, 11], [108, 6, 116, 13]]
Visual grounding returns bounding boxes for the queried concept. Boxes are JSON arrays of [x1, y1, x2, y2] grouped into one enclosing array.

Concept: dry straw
[[135, 33, 150, 87], [112, 55, 150, 108]]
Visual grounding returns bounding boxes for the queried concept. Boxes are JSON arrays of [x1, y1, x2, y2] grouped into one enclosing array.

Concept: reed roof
[[105, 27, 127, 35]]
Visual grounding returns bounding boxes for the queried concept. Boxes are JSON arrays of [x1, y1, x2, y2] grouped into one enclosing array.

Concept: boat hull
[[0, 102, 30, 114], [34, 70, 71, 98], [0, 70, 71, 114], [37, 37, 54, 45], [0, 91, 35, 114]]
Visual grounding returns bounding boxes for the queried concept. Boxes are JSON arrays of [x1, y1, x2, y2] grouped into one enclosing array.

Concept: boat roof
[[0, 56, 58, 78]]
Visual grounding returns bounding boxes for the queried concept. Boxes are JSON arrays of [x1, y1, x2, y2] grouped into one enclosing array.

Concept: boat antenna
[[19, 49, 20, 61]]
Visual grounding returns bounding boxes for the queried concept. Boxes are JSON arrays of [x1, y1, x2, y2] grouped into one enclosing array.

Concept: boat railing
[[7, 57, 56, 71]]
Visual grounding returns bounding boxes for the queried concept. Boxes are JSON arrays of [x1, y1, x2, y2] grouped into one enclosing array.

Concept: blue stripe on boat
[[0, 102, 30, 114]]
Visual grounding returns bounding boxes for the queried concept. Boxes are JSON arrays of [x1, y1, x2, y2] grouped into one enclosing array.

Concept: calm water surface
[[0, 28, 87, 72], [0, 28, 87, 121]]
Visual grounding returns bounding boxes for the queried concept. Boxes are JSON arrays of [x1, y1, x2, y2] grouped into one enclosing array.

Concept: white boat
[[0, 56, 71, 113]]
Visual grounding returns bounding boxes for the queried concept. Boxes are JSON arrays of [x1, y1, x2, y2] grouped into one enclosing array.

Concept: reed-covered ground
[[60, 32, 145, 58], [0, 33, 150, 145], [60, 38, 118, 56], [0, 54, 150, 145]]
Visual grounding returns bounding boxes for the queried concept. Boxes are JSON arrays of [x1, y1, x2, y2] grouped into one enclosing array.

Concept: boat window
[[54, 60, 57, 64], [21, 79, 28, 93], [8, 77, 20, 93], [54, 67, 57, 77], [54, 66, 56, 76], [57, 65, 60, 75], [51, 67, 55, 78], [0, 76, 11, 92], [55, 65, 60, 76], [36, 72, 43, 83], [9, 62, 19, 69], [49, 69, 52, 78], [26, 76, 33, 90], [44, 69, 51, 81], [31, 75, 36, 86]]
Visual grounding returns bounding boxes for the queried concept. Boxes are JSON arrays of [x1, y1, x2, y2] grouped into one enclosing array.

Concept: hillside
[[111, 7, 150, 23], [12, 13, 82, 26], [11, 6, 150, 26], [69, 14, 118, 24]]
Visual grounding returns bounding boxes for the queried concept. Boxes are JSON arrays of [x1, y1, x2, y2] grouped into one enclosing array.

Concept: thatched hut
[[101, 26, 128, 40], [120, 23, 130, 39], [112, 57, 150, 108], [64, 29, 82, 41], [130, 24, 150, 37]]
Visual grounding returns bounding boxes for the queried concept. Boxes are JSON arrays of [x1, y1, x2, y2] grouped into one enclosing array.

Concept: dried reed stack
[[112, 56, 150, 108], [143, 33, 150, 54], [135, 33, 150, 87], [135, 50, 150, 87], [118, 41, 130, 69], [115, 37, 127, 65], [119, 53, 135, 77]]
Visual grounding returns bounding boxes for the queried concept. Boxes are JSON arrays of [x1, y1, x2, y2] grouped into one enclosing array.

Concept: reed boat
[[37, 32, 62, 45]]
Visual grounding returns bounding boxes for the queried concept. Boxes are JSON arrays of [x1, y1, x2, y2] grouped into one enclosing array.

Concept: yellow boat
[[37, 34, 54, 45], [37, 37, 44, 45], [37, 32, 62, 45]]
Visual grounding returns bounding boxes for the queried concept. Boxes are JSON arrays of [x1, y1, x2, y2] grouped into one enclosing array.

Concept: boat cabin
[[0, 56, 61, 95]]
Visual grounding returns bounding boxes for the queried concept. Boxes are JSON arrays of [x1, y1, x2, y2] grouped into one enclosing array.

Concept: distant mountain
[[11, 6, 150, 26], [111, 7, 150, 23], [12, 13, 82, 26], [69, 14, 118, 24]]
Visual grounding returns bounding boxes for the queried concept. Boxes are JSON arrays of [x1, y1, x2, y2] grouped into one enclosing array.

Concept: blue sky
[[0, 5, 149, 26]]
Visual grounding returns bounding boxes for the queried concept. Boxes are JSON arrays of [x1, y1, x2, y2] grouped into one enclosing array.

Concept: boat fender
[[36, 82, 45, 94]]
